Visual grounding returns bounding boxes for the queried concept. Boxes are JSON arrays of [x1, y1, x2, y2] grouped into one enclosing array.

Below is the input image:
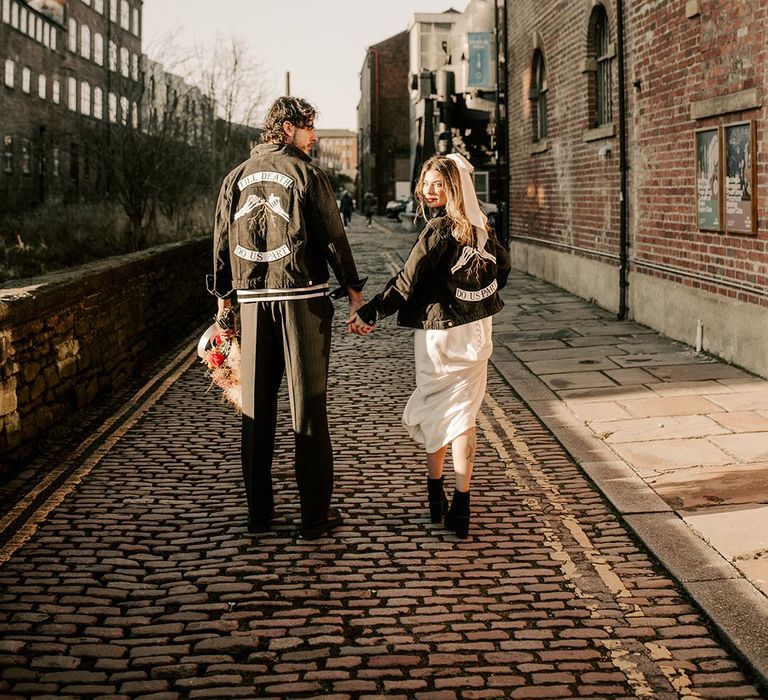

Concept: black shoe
[[247, 507, 275, 533], [299, 508, 343, 540], [444, 490, 470, 539], [427, 476, 449, 523]]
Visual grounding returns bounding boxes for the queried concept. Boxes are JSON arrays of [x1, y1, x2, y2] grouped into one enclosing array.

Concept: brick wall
[[626, 0, 767, 307], [507, 0, 622, 267], [505, 0, 767, 372], [358, 31, 410, 211], [0, 237, 211, 459]]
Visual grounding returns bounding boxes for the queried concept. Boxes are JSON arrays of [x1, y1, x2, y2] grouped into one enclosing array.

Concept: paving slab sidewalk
[[489, 267, 768, 683]]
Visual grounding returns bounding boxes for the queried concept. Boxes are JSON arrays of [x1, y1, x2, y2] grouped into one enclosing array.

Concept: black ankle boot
[[427, 477, 449, 523], [445, 489, 470, 539]]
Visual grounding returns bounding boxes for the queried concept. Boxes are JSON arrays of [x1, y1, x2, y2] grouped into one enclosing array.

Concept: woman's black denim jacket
[[357, 214, 511, 330]]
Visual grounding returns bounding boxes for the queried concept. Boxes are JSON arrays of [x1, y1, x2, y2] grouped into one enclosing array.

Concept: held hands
[[346, 288, 375, 336], [347, 312, 374, 336]]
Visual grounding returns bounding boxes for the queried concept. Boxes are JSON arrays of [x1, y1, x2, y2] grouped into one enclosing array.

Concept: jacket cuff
[[356, 302, 377, 326], [347, 277, 368, 292], [205, 274, 236, 299], [328, 277, 368, 300]]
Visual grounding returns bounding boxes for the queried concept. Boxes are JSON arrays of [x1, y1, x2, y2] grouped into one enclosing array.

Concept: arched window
[[589, 4, 613, 126], [68, 17, 77, 53], [93, 86, 103, 119], [80, 24, 91, 60], [94, 32, 104, 65], [80, 81, 91, 115], [530, 49, 547, 142]]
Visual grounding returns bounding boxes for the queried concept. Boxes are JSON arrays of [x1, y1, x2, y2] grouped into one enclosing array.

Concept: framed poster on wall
[[724, 121, 757, 234], [695, 127, 722, 231]]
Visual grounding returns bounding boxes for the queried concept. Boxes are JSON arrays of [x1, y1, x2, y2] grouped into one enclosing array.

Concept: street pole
[[494, 0, 509, 246]]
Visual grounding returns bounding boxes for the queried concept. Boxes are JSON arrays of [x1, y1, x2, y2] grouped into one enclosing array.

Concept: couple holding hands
[[209, 96, 510, 541]]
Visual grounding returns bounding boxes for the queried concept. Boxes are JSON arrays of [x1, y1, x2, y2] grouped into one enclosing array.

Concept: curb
[[489, 348, 768, 691]]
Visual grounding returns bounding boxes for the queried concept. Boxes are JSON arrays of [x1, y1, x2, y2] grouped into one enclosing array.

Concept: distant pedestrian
[[340, 190, 354, 227], [362, 191, 377, 227], [208, 96, 367, 540], [348, 154, 510, 539]]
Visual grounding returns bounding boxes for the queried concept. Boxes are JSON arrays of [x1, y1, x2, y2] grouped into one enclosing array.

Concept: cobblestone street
[[0, 218, 763, 699]]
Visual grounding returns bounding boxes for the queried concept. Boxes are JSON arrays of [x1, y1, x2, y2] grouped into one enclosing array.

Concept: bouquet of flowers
[[197, 307, 242, 413]]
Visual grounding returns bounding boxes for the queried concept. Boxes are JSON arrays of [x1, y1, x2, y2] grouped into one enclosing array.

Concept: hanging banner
[[467, 32, 493, 89]]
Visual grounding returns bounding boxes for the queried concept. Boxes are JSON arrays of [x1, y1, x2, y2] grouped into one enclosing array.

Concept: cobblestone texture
[[0, 222, 762, 698]]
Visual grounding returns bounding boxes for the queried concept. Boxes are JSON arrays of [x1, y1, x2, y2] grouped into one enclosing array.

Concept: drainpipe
[[617, 0, 629, 319]]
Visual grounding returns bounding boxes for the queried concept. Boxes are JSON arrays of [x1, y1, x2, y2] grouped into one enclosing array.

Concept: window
[[80, 24, 90, 59], [38, 73, 46, 99], [120, 0, 129, 29], [108, 91, 117, 122], [35, 16, 42, 42], [80, 81, 91, 115], [131, 101, 138, 128], [43, 23, 50, 47], [82, 0, 91, 5], [3, 135, 12, 174], [68, 17, 77, 52], [4, 59, 13, 88], [52, 79, 60, 103], [19, 5, 26, 33], [93, 86, 103, 119], [21, 66, 30, 93], [472, 171, 489, 203], [131, 6, 139, 35], [51, 27, 57, 51], [95, 0, 104, 13], [20, 139, 31, 174], [590, 4, 613, 126], [11, 1, 18, 28], [94, 32, 103, 65], [68, 76, 77, 110], [120, 46, 129, 77], [120, 95, 128, 125], [530, 49, 547, 142], [1, 0, 9, 24], [109, 40, 117, 71], [52, 146, 60, 177], [131, 53, 138, 81]]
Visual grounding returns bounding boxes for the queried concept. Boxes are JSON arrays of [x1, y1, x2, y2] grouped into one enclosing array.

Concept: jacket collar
[[250, 142, 312, 162]]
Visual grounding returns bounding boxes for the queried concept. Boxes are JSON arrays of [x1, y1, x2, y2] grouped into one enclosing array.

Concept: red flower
[[208, 351, 226, 368]]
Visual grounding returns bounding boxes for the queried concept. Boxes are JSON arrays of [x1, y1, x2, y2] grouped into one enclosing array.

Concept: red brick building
[[1, 0, 142, 213], [357, 30, 411, 212], [506, 0, 767, 376], [314, 128, 357, 183]]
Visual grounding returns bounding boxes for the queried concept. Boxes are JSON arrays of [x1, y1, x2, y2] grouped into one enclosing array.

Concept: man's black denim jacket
[[357, 215, 511, 330], [208, 143, 365, 301]]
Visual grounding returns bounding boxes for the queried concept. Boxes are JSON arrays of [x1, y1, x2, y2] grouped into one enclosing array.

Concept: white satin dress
[[402, 316, 493, 453]]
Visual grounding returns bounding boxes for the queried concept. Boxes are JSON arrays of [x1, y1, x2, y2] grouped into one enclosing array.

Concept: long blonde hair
[[414, 156, 485, 246]]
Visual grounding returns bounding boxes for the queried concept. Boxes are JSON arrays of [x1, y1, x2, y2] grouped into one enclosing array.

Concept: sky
[[142, 0, 469, 131]]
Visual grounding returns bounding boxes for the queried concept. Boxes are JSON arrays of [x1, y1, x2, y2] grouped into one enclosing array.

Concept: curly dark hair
[[260, 96, 317, 144]]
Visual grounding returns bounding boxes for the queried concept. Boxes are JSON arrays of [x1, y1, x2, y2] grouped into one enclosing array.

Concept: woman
[[349, 154, 511, 538]]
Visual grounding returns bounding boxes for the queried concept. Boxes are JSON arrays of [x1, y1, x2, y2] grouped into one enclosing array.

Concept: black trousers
[[240, 296, 334, 527]]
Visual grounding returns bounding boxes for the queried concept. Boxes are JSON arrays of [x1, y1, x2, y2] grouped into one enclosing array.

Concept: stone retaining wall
[[0, 237, 212, 460]]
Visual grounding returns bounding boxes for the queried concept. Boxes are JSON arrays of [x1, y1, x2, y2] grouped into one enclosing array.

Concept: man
[[208, 96, 366, 540], [362, 191, 376, 227], [340, 190, 354, 227]]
